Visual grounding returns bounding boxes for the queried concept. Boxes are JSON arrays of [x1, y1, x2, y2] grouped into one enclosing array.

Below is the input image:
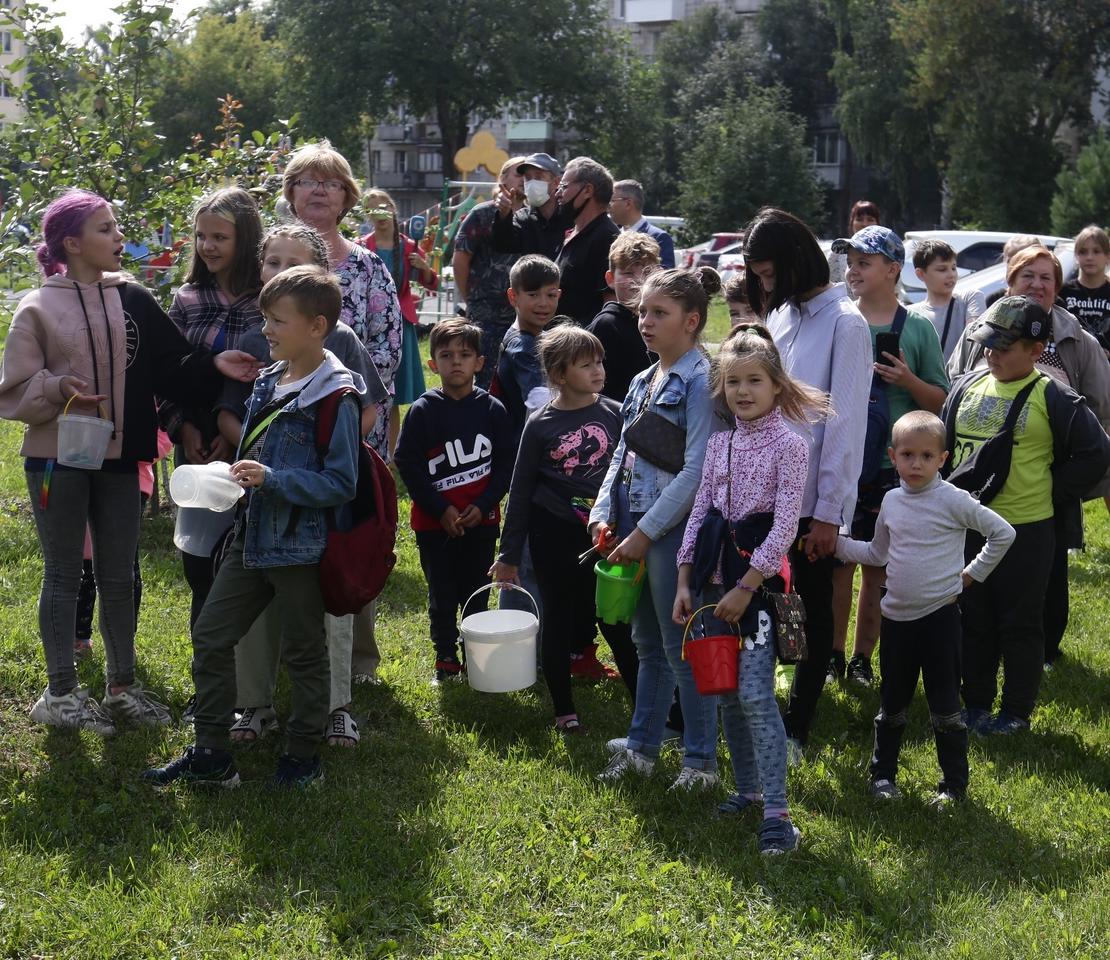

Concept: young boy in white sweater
[[835, 410, 1015, 805]]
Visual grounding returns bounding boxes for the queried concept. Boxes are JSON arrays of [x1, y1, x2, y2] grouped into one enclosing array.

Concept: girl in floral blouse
[[673, 323, 830, 856]]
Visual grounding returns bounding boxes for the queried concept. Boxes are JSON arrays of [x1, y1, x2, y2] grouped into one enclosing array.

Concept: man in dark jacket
[[610, 179, 676, 269], [491, 153, 568, 263], [552, 157, 620, 325]]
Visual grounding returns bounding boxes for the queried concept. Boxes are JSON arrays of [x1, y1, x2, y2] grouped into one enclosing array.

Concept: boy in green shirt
[[829, 225, 949, 686], [942, 296, 1110, 734]]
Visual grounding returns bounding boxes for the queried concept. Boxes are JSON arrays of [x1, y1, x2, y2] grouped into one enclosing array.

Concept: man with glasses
[[610, 179, 675, 269]]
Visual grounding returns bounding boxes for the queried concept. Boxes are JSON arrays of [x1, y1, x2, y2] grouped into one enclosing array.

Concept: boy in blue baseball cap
[[827, 225, 950, 688]]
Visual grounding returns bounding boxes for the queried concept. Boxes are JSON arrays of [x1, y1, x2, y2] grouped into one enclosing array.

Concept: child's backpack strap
[[891, 304, 907, 337], [314, 387, 360, 458], [942, 368, 991, 473]]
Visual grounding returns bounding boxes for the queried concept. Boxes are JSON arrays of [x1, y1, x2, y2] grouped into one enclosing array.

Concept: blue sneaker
[[273, 753, 323, 788], [962, 707, 992, 736], [759, 817, 801, 855], [718, 793, 760, 817], [984, 712, 1030, 736], [141, 745, 239, 790]]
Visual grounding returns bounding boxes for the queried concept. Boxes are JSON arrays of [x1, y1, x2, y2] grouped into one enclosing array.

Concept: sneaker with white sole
[[29, 687, 116, 736], [870, 778, 901, 799], [605, 736, 629, 755], [102, 683, 172, 727], [669, 767, 720, 792], [597, 747, 654, 782], [759, 817, 801, 855]]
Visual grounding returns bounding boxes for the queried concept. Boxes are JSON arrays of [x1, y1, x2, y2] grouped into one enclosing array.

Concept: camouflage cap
[[831, 225, 905, 265], [969, 295, 1052, 349]]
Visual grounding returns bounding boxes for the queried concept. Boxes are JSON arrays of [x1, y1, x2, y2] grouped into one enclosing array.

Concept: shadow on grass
[[0, 685, 459, 955]]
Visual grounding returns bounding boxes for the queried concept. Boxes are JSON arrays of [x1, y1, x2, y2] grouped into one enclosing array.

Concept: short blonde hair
[[1006, 245, 1063, 295], [283, 140, 361, 224], [890, 410, 946, 451], [608, 231, 661, 272]]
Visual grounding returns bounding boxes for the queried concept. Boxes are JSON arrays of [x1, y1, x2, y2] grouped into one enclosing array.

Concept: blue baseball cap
[[831, 225, 905, 266]]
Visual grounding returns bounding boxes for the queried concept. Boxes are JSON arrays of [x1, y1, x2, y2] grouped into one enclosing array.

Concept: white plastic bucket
[[56, 397, 113, 470], [169, 462, 244, 511], [460, 583, 539, 693]]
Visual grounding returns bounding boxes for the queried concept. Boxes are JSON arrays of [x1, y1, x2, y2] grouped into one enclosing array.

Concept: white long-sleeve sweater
[[835, 475, 1016, 622]]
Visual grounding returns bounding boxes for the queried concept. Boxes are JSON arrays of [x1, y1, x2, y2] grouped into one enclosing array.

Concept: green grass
[[1, 310, 1109, 959]]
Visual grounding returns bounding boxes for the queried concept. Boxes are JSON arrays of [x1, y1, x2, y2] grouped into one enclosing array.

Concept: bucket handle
[[681, 604, 737, 661], [62, 394, 108, 420], [461, 581, 540, 623], [599, 557, 646, 584]]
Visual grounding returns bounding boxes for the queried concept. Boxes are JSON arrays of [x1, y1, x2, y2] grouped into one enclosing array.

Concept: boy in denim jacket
[[143, 267, 364, 790]]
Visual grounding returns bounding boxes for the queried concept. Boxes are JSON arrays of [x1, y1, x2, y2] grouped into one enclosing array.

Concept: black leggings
[[528, 507, 637, 716]]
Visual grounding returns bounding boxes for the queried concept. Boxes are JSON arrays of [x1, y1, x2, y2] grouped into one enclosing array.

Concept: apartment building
[[0, 0, 27, 130]]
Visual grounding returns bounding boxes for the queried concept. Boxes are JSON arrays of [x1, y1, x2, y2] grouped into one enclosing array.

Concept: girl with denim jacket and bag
[[591, 267, 720, 792], [673, 325, 829, 854]]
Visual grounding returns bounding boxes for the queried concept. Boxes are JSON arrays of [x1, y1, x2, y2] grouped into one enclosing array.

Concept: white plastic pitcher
[[168, 462, 244, 512], [460, 583, 539, 693], [56, 397, 113, 469]]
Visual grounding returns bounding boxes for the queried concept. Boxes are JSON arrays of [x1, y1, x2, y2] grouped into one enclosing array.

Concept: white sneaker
[[605, 736, 629, 755], [102, 683, 172, 727], [30, 687, 116, 736], [786, 738, 804, 767], [669, 767, 720, 792], [597, 748, 654, 782], [608, 729, 683, 756]]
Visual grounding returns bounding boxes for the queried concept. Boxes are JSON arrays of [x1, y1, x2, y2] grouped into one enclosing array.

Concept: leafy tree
[[757, 0, 837, 129], [822, 0, 941, 227], [275, 0, 613, 175], [1051, 132, 1110, 236], [0, 1, 295, 297], [677, 88, 824, 237], [149, 10, 287, 153], [892, 0, 1110, 230]]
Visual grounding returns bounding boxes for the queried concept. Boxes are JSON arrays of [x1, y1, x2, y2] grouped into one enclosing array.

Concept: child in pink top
[[674, 323, 830, 856]]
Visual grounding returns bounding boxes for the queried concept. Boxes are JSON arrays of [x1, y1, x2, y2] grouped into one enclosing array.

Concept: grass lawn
[[1, 302, 1108, 958]]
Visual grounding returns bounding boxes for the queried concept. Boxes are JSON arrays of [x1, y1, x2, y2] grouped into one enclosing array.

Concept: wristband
[[736, 582, 758, 594]]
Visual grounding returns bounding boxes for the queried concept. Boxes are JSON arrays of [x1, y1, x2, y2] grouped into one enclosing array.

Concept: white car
[[952, 241, 1076, 305], [899, 231, 1072, 303]]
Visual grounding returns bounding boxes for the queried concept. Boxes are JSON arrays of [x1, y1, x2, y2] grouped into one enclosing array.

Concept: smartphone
[[875, 332, 901, 365]]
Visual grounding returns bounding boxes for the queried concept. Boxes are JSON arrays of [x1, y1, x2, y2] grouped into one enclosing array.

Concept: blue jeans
[[711, 591, 789, 816], [626, 521, 718, 771]]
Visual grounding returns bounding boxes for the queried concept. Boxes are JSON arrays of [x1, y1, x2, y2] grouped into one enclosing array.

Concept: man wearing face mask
[[551, 157, 621, 325], [492, 153, 569, 264]]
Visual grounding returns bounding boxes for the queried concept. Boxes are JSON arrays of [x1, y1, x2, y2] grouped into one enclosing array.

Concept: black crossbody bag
[[623, 369, 688, 476]]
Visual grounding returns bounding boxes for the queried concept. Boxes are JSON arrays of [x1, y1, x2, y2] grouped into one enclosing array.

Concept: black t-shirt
[[1060, 279, 1110, 338]]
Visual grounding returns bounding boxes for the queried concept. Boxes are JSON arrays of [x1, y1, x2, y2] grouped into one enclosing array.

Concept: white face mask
[[524, 179, 550, 208]]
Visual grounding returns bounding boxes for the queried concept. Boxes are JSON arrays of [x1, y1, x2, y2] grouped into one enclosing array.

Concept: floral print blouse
[[334, 244, 403, 459]]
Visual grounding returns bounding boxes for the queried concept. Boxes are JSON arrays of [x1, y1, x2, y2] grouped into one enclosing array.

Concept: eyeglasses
[[293, 178, 345, 193]]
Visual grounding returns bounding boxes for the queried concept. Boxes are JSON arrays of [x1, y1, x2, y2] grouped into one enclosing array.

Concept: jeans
[[192, 533, 329, 759], [961, 518, 1054, 721], [528, 507, 638, 716], [626, 521, 718, 771], [872, 604, 968, 796], [27, 468, 141, 695], [783, 519, 836, 745], [710, 591, 789, 816], [415, 526, 499, 662]]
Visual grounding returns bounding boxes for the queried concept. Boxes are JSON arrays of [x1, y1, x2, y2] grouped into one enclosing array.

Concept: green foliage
[[275, 0, 613, 176], [678, 89, 824, 237], [0, 1, 296, 299], [1051, 132, 1110, 237], [757, 0, 837, 129], [149, 10, 287, 153], [890, 0, 1110, 230]]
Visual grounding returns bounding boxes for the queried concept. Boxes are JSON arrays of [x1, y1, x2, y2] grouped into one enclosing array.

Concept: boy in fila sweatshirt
[[394, 319, 514, 683]]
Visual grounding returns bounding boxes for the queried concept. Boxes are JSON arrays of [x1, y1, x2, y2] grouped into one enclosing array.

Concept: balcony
[[622, 0, 685, 24], [373, 171, 445, 191]]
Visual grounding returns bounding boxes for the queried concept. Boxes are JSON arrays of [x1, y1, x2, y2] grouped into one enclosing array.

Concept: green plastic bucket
[[594, 559, 646, 625]]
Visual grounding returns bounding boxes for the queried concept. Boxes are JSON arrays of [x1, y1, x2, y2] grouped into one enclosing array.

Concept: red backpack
[[313, 388, 398, 615]]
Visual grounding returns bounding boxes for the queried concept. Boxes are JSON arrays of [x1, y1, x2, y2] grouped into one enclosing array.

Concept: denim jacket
[[590, 347, 713, 541], [237, 350, 364, 568]]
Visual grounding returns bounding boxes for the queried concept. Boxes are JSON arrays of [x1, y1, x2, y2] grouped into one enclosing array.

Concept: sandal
[[229, 705, 277, 743], [326, 708, 360, 747], [554, 716, 586, 734]]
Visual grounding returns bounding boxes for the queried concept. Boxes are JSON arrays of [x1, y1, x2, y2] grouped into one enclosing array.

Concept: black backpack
[[859, 307, 907, 486], [944, 372, 1045, 504]]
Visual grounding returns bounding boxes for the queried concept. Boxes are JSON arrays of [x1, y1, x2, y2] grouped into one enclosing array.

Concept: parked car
[[899, 231, 1072, 303], [717, 248, 744, 287], [676, 241, 708, 270], [952, 241, 1076, 305], [695, 233, 744, 270]]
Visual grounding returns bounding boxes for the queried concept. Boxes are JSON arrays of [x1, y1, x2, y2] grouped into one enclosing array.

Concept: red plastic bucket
[[681, 605, 739, 695]]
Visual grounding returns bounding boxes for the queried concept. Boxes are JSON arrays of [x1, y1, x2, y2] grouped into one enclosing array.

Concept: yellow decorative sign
[[453, 130, 509, 177]]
